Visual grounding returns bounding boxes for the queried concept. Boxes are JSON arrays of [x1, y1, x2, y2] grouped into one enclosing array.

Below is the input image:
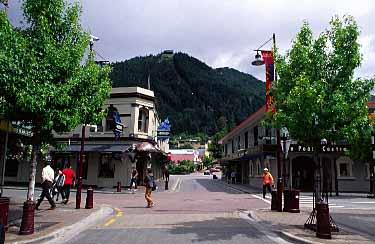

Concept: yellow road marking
[[115, 208, 121, 212], [116, 212, 123, 217], [104, 218, 116, 227]]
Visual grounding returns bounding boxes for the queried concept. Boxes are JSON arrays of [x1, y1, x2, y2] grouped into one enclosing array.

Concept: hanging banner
[[261, 50, 275, 112]]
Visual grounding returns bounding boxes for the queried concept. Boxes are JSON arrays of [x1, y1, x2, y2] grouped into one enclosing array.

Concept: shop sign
[[289, 144, 349, 153]]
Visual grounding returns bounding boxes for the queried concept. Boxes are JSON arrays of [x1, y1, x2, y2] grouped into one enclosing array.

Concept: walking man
[[36, 161, 56, 210], [144, 168, 154, 208], [129, 166, 138, 191], [62, 163, 75, 204], [231, 170, 236, 184], [263, 168, 274, 198]]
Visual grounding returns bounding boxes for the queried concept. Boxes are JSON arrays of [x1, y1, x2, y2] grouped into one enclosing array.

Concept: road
[[66, 173, 290, 244]]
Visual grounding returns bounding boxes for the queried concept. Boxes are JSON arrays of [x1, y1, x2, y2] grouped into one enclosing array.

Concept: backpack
[[147, 176, 157, 191]]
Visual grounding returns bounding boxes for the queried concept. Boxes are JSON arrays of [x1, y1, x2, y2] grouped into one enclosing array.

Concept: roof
[[52, 144, 131, 152], [169, 149, 195, 155], [170, 154, 195, 162], [219, 101, 375, 145], [219, 105, 266, 144]]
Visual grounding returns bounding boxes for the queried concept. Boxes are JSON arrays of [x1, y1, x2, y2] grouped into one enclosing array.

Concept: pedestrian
[[36, 160, 56, 210], [164, 168, 170, 182], [129, 166, 138, 191], [52, 169, 65, 202], [231, 170, 236, 184], [62, 163, 76, 204], [263, 168, 274, 198], [144, 168, 155, 208]]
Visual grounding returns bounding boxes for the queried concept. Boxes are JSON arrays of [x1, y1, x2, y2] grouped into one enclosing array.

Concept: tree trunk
[[26, 143, 39, 201]]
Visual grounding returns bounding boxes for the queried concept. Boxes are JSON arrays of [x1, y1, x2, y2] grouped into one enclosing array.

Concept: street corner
[[252, 208, 375, 244], [4, 204, 113, 244]]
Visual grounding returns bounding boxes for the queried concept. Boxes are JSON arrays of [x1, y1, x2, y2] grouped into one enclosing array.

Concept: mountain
[[110, 52, 265, 135]]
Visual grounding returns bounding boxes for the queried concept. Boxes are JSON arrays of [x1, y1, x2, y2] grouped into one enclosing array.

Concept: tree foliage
[[272, 16, 375, 153], [0, 0, 111, 200], [110, 53, 265, 135]]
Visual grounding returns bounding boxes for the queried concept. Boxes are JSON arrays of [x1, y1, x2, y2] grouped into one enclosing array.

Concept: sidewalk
[[5, 196, 111, 244], [216, 179, 375, 244]]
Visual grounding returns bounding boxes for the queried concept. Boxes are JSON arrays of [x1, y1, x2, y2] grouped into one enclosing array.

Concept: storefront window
[[336, 156, 353, 177], [98, 153, 114, 178], [5, 158, 18, 177]]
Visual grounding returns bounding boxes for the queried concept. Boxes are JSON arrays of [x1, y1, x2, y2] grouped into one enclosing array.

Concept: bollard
[[0, 223, 4, 244], [271, 189, 278, 211], [19, 200, 35, 235], [316, 202, 331, 239], [165, 180, 169, 190], [283, 190, 300, 213], [117, 181, 121, 192], [0, 197, 10, 231], [85, 187, 94, 209]]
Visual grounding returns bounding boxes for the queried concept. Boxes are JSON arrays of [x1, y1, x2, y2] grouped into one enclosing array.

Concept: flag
[[261, 50, 275, 112]]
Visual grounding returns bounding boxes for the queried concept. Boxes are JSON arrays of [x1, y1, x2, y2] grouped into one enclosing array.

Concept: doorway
[[292, 156, 315, 192]]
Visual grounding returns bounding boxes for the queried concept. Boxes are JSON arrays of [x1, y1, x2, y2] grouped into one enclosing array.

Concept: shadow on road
[[166, 216, 274, 243], [194, 178, 261, 195]]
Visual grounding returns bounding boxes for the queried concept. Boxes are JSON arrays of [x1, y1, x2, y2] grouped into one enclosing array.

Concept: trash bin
[[85, 187, 94, 209], [316, 202, 331, 239], [271, 189, 278, 211], [0, 197, 9, 231], [283, 189, 300, 213]]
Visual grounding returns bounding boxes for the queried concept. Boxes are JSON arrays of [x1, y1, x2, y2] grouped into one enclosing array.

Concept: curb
[[11, 205, 113, 244], [277, 231, 323, 244]]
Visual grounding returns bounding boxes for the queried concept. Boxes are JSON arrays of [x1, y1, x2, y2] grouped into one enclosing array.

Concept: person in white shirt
[[36, 161, 56, 210]]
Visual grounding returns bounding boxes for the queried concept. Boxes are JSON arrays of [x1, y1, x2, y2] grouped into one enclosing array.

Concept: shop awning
[[136, 142, 161, 152], [52, 144, 131, 152]]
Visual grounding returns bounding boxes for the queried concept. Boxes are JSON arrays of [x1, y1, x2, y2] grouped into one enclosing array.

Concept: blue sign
[[157, 118, 171, 141], [113, 111, 123, 140]]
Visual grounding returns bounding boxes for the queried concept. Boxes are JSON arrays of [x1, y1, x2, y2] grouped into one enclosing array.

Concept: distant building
[[2, 87, 169, 188], [219, 103, 375, 193]]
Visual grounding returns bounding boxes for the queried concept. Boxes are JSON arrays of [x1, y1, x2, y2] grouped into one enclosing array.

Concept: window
[[249, 160, 254, 176], [265, 128, 271, 144], [138, 109, 149, 133], [231, 140, 234, 153], [336, 156, 353, 177], [254, 126, 258, 146], [106, 104, 118, 131], [237, 136, 241, 150], [244, 132, 249, 149], [53, 154, 71, 170], [365, 163, 370, 179], [224, 144, 228, 156], [5, 158, 19, 177], [256, 159, 261, 176], [98, 154, 115, 178]]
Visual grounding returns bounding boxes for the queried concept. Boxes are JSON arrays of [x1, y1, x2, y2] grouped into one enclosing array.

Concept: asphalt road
[[65, 173, 289, 244]]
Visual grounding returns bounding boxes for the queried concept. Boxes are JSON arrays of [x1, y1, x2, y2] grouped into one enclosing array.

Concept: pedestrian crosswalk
[[258, 194, 345, 209]]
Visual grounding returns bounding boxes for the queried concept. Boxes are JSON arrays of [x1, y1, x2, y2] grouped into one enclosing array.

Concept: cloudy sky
[[4, 0, 375, 80]]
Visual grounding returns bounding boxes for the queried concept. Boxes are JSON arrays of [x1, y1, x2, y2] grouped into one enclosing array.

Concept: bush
[[168, 160, 195, 174]]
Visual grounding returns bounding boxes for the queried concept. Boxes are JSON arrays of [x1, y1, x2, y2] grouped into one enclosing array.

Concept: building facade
[[219, 104, 373, 193], [3, 87, 168, 188]]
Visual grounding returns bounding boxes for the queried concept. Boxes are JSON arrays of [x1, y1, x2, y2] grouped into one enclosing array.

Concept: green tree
[[271, 16, 375, 192], [202, 156, 214, 168], [208, 128, 229, 159], [0, 0, 111, 204]]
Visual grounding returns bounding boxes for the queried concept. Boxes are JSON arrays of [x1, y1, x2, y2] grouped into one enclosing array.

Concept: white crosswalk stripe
[[256, 194, 346, 209]]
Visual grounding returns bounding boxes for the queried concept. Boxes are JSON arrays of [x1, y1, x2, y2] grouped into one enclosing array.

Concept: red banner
[[261, 50, 275, 112]]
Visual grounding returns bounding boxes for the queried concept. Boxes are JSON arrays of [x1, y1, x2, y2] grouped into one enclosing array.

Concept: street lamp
[[251, 33, 283, 212], [368, 129, 375, 198], [76, 34, 100, 209]]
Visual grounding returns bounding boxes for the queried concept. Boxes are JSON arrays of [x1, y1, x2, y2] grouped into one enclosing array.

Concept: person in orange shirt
[[263, 168, 274, 198]]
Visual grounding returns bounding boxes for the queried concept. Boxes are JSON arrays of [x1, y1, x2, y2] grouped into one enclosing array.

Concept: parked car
[[209, 168, 220, 173], [204, 170, 210, 175]]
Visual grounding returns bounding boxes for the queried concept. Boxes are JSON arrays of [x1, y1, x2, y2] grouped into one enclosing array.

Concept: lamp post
[[252, 33, 283, 212], [368, 129, 375, 198], [76, 35, 100, 209]]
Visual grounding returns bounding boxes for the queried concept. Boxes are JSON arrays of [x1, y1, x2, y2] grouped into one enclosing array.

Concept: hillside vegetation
[[110, 52, 265, 135]]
